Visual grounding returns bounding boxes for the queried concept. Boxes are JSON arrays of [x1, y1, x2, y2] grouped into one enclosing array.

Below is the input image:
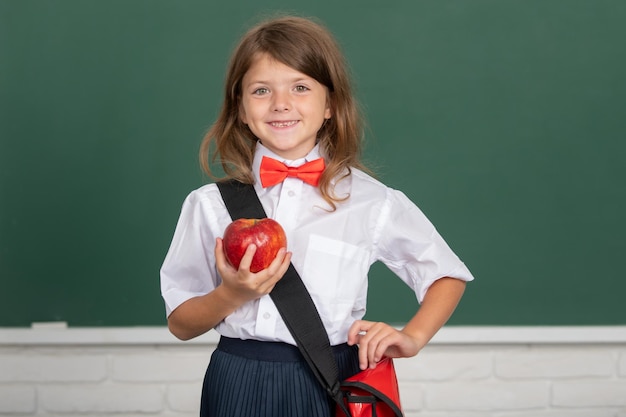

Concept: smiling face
[[239, 53, 332, 160]]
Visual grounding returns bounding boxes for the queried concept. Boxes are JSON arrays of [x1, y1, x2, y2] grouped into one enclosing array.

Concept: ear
[[324, 95, 332, 120]]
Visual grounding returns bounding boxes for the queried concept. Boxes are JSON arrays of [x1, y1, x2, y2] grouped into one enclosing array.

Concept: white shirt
[[160, 143, 474, 345]]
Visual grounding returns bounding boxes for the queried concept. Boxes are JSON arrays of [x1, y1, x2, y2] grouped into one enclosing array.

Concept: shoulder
[[181, 183, 225, 210], [343, 168, 413, 207], [342, 167, 387, 194], [185, 182, 218, 199], [174, 183, 233, 229]]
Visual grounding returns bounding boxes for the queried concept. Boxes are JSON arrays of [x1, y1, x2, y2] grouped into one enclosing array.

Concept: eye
[[294, 85, 310, 92], [253, 87, 269, 95]]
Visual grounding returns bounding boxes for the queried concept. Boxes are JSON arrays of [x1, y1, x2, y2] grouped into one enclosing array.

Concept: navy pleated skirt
[[200, 336, 360, 417]]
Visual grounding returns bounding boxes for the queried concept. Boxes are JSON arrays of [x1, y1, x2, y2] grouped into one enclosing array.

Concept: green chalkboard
[[1, 1, 625, 327]]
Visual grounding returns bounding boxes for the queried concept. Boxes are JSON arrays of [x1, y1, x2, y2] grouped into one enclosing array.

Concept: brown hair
[[199, 15, 368, 209]]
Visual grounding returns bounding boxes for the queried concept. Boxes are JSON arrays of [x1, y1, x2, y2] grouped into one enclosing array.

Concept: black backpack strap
[[215, 179, 267, 219], [215, 179, 343, 400]]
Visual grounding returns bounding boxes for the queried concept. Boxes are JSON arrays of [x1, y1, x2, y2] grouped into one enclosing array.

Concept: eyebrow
[[245, 76, 315, 86]]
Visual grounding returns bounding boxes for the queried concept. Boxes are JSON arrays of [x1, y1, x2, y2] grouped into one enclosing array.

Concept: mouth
[[268, 120, 298, 128]]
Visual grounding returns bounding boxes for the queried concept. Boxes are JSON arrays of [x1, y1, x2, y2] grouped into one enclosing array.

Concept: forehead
[[243, 53, 309, 82]]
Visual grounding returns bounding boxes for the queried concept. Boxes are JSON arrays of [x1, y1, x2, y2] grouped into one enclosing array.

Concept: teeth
[[270, 121, 297, 127]]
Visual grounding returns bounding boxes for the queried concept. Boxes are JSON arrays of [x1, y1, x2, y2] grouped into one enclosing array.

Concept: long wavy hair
[[199, 15, 368, 210]]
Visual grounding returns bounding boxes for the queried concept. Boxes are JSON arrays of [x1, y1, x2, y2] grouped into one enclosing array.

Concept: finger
[[256, 249, 289, 294], [237, 244, 257, 271], [370, 333, 391, 366], [358, 342, 370, 370], [214, 238, 232, 272], [265, 247, 288, 275], [266, 249, 292, 283], [348, 320, 379, 370], [278, 249, 292, 269], [347, 320, 368, 346], [362, 326, 385, 369], [360, 322, 396, 369], [367, 326, 402, 367]]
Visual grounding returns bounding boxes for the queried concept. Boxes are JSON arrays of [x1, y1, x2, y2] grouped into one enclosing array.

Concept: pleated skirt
[[200, 336, 360, 417]]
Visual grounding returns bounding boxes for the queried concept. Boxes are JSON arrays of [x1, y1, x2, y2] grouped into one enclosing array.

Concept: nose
[[272, 90, 290, 112]]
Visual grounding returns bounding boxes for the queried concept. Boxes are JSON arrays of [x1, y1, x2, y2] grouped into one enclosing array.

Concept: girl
[[161, 15, 474, 417]]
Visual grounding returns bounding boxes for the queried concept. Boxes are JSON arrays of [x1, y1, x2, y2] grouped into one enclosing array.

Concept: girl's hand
[[347, 320, 422, 370], [166, 239, 291, 341], [214, 237, 291, 306]]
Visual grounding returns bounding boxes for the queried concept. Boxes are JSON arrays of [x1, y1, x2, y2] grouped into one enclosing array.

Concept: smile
[[269, 120, 298, 128]]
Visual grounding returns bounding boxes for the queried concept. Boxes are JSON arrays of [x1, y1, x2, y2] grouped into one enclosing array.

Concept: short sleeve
[[159, 186, 230, 317], [374, 189, 474, 303]]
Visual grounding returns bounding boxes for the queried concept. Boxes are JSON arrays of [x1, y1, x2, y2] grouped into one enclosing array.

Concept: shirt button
[[263, 312, 271, 320], [288, 190, 295, 197]]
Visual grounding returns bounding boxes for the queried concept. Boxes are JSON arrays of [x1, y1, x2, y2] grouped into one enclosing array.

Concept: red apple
[[222, 218, 287, 273]]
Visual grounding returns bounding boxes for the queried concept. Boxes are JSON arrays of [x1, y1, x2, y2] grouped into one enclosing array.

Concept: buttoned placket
[[253, 175, 303, 339]]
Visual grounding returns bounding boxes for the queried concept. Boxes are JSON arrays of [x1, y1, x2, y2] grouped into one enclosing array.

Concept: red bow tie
[[259, 156, 325, 188]]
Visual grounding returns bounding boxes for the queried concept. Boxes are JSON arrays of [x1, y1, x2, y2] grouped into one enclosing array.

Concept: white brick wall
[[1, 326, 625, 417]]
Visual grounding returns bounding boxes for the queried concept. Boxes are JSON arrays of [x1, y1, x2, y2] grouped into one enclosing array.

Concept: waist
[[217, 336, 353, 362]]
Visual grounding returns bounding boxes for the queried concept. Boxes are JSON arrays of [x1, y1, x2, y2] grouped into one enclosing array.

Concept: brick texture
[[1, 333, 625, 416], [0, 385, 36, 413]]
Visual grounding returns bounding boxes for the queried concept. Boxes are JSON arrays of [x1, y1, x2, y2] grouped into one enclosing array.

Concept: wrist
[[213, 283, 249, 310], [401, 325, 433, 351]]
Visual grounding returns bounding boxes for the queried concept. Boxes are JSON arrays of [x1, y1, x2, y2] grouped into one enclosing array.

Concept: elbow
[[166, 297, 218, 341], [167, 317, 198, 341]]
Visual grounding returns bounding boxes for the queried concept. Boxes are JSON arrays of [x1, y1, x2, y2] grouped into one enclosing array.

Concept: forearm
[[167, 241, 292, 341], [167, 285, 244, 341], [402, 277, 466, 349]]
